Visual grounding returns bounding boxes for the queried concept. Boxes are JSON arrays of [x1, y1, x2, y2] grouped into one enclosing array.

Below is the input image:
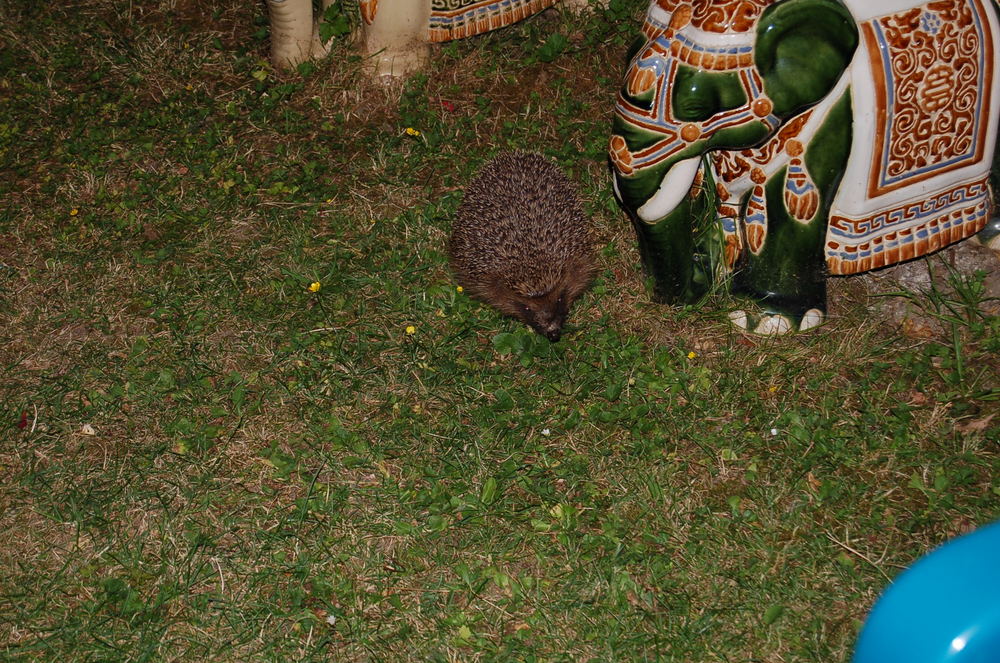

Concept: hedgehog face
[[515, 290, 570, 342]]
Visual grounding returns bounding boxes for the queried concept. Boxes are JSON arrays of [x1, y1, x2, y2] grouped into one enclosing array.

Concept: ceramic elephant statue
[[267, 0, 575, 77], [609, 0, 1000, 334]]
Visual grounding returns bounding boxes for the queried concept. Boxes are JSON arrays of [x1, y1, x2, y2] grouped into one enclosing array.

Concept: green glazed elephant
[[609, 0, 1000, 334]]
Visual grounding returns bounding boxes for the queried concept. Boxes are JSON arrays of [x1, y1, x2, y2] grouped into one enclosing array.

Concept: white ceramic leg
[[267, 0, 334, 69], [360, 0, 431, 78], [267, 0, 315, 68]]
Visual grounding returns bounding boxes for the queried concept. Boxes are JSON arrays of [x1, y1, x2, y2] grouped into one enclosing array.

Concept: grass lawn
[[1, 1, 998, 660]]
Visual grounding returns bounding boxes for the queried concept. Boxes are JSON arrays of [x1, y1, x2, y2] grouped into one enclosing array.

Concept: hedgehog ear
[[561, 258, 598, 300]]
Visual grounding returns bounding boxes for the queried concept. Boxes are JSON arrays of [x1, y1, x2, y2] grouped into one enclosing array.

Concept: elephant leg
[[268, 0, 318, 69], [730, 174, 828, 334], [268, 0, 335, 69], [360, 0, 431, 78], [730, 93, 852, 334], [630, 169, 720, 305]]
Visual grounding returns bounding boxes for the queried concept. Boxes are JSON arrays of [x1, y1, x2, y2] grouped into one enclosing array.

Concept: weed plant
[[0, 0, 997, 661]]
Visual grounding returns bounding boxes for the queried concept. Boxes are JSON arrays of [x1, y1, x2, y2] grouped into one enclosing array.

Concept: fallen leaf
[[956, 413, 995, 434]]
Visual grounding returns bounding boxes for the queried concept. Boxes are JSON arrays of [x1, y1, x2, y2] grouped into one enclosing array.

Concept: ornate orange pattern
[[429, 0, 556, 42], [826, 176, 990, 275], [613, 51, 779, 174], [863, 0, 994, 196], [650, 0, 767, 33], [668, 31, 755, 69], [688, 0, 768, 33], [359, 0, 378, 25], [711, 111, 812, 184]]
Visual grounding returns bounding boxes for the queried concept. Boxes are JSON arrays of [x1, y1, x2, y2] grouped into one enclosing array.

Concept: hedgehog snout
[[524, 318, 563, 342], [526, 302, 567, 343], [537, 320, 563, 342]]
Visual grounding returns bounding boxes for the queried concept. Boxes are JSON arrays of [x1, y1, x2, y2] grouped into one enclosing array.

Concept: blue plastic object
[[853, 521, 1000, 663]]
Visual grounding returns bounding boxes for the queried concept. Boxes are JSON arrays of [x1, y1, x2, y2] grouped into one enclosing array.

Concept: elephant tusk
[[636, 157, 702, 223]]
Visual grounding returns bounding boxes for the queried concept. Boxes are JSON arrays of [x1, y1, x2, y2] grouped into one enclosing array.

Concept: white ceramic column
[[360, 0, 432, 78], [267, 0, 314, 68]]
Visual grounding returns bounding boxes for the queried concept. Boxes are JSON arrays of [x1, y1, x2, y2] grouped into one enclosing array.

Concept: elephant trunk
[[636, 157, 702, 223]]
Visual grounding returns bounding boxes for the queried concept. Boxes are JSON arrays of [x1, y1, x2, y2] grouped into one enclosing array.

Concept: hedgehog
[[448, 151, 597, 342]]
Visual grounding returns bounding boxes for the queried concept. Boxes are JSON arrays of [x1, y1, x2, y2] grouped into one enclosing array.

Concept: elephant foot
[[359, 1, 432, 79], [364, 45, 430, 79], [728, 308, 825, 335]]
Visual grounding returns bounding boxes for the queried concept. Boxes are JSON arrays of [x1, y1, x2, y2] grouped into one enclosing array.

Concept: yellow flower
[[404, 127, 421, 137], [687, 351, 697, 359], [69, 208, 79, 216], [308, 281, 321, 292], [768, 385, 778, 393], [456, 286, 463, 293], [405, 325, 416, 335]]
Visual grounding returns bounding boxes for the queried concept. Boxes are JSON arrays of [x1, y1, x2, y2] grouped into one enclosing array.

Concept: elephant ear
[[755, 0, 859, 118]]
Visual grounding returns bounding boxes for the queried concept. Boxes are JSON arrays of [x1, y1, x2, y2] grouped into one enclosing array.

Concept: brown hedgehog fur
[[448, 152, 597, 342]]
